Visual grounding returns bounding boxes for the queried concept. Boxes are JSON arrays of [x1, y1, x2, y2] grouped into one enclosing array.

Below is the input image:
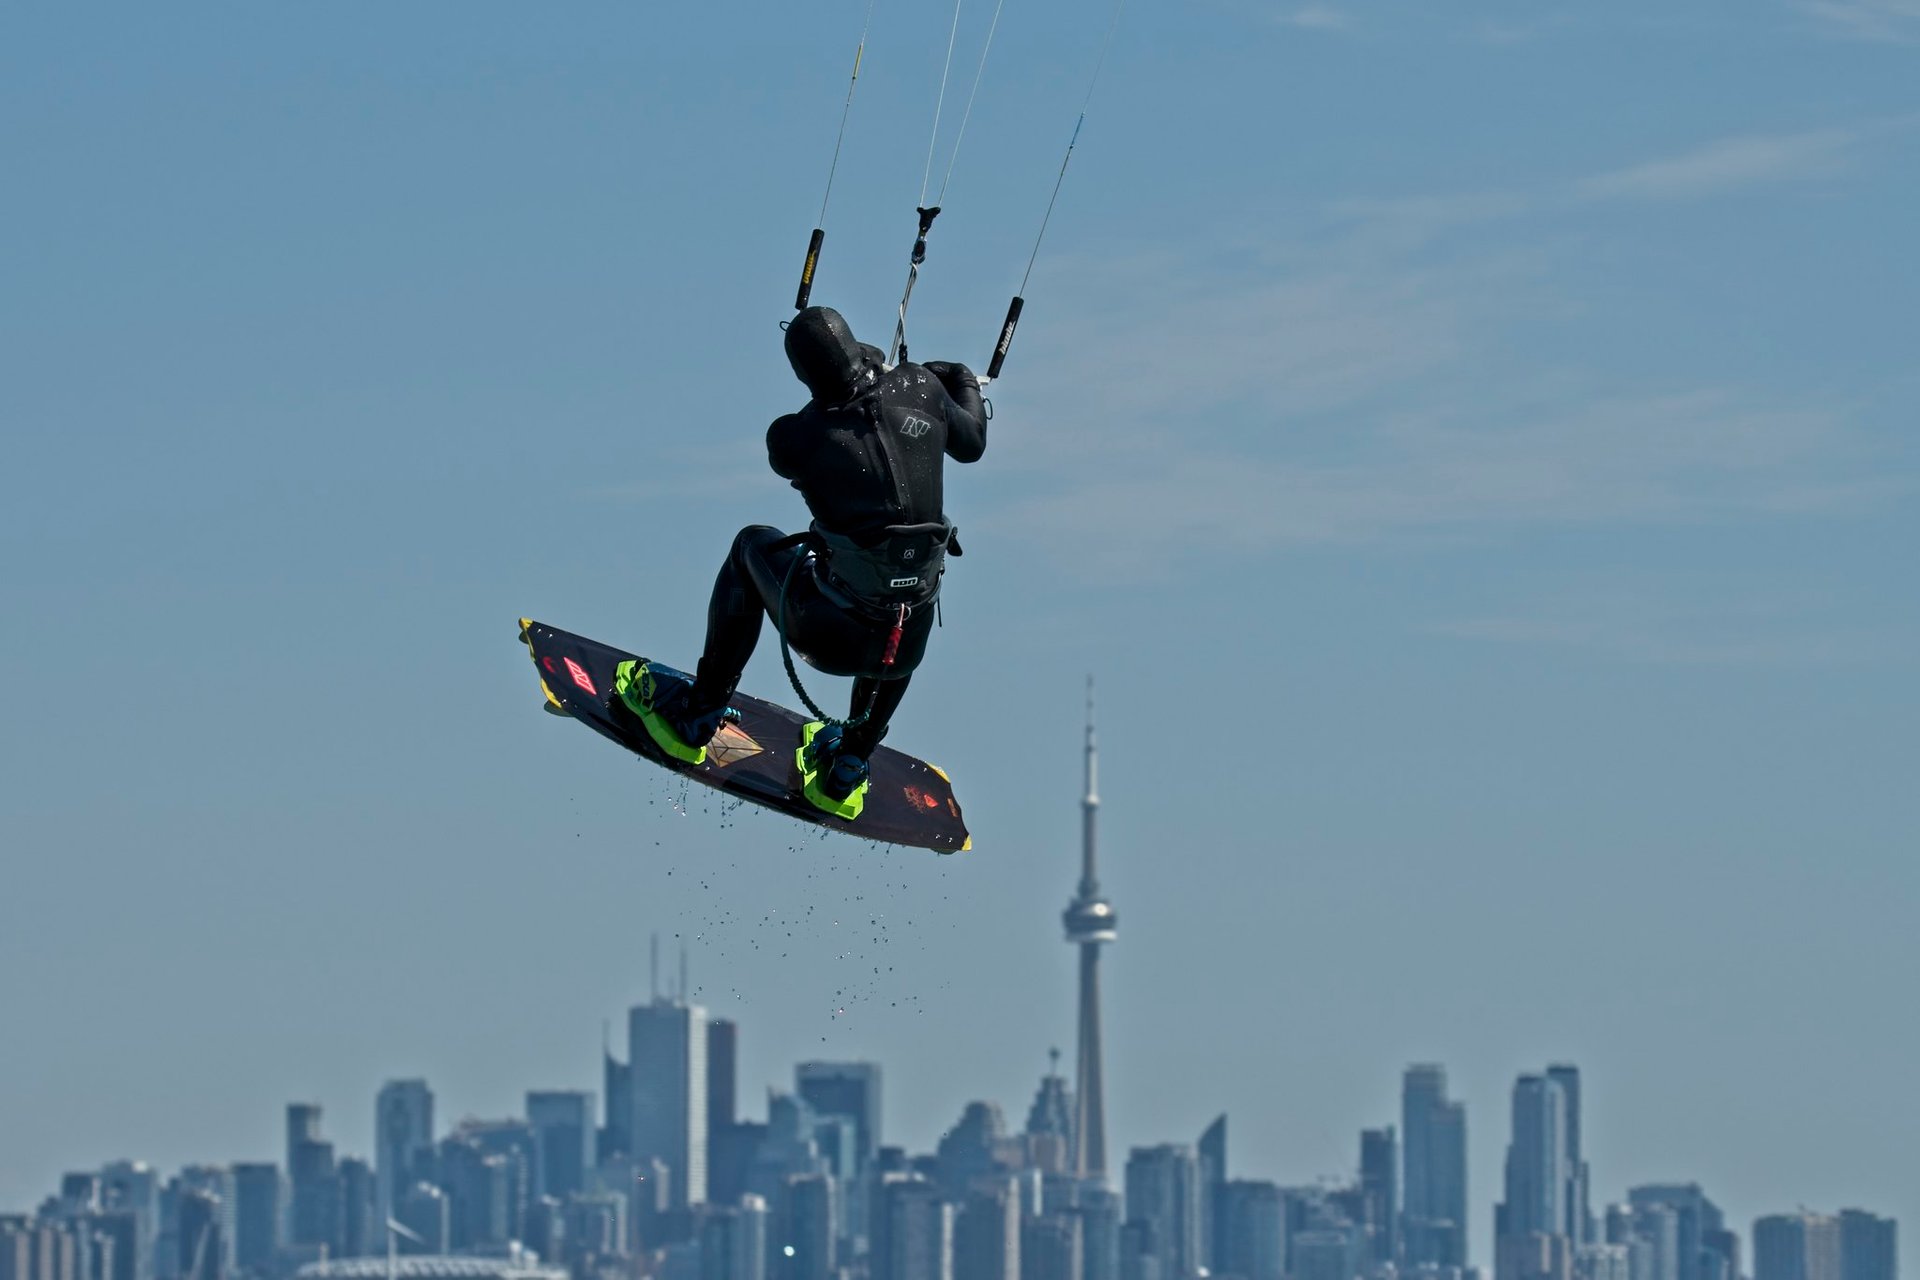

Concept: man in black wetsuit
[[616, 305, 987, 814]]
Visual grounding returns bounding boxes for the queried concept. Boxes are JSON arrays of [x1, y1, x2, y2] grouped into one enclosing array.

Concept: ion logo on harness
[[889, 576, 920, 588]]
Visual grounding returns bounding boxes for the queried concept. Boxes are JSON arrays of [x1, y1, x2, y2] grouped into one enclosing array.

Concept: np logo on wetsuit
[[899, 414, 934, 439]]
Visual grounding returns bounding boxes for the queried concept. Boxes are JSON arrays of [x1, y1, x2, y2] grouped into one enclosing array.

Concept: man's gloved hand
[[922, 360, 978, 395]]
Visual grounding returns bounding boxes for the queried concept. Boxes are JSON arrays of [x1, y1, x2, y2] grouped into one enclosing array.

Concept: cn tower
[[1063, 678, 1118, 1182]]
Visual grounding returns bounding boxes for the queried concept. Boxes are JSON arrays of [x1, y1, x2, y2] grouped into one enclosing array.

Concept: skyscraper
[[1402, 1066, 1467, 1267], [709, 1022, 739, 1135], [1502, 1075, 1569, 1242], [99, 1163, 160, 1280], [778, 1174, 837, 1280], [1755, 1214, 1841, 1280], [1497, 1073, 1574, 1280], [375, 1081, 435, 1219], [1218, 1181, 1285, 1280], [1837, 1211, 1895, 1280], [603, 1029, 633, 1164], [953, 1180, 1021, 1280], [175, 1193, 221, 1280], [528, 1091, 596, 1200], [1628, 1186, 1730, 1280], [1359, 1128, 1398, 1267], [335, 1160, 375, 1259], [229, 1166, 280, 1279], [285, 1107, 338, 1251], [1545, 1067, 1591, 1246], [874, 1177, 955, 1280], [796, 1063, 882, 1171], [631, 997, 709, 1208], [1197, 1118, 1227, 1274], [1064, 682, 1118, 1184], [1125, 1146, 1201, 1280]]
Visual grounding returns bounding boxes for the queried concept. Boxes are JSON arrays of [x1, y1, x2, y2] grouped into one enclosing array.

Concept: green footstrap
[[795, 721, 868, 820], [614, 660, 707, 765]]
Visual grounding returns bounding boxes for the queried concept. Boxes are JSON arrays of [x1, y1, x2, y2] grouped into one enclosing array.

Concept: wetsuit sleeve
[[923, 361, 987, 463], [766, 412, 809, 480]]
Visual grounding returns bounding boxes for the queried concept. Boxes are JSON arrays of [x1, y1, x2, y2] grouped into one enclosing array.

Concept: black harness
[[809, 518, 956, 615]]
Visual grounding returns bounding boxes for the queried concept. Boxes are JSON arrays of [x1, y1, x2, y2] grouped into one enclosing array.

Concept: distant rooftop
[[296, 1259, 567, 1280]]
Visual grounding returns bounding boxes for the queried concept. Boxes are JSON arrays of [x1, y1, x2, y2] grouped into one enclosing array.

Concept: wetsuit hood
[[786, 306, 881, 404]]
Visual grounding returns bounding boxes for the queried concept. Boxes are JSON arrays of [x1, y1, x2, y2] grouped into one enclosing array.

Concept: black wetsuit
[[690, 358, 987, 757]]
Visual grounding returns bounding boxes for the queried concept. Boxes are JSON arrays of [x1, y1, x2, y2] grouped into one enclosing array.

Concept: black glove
[[922, 360, 978, 395]]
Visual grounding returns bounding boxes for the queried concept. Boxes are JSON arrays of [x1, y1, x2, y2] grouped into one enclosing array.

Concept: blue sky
[[3, 0, 1916, 1256]]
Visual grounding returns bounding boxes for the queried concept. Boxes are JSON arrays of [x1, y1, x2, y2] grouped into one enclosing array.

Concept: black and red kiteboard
[[518, 619, 969, 853]]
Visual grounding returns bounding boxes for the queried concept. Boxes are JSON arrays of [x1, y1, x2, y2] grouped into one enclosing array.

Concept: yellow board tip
[[960, 836, 972, 852]]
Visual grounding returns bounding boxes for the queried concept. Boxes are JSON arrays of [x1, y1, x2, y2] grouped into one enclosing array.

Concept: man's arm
[[766, 412, 809, 480], [923, 361, 986, 463]]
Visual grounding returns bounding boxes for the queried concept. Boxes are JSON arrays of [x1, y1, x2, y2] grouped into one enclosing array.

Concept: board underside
[[519, 619, 969, 853]]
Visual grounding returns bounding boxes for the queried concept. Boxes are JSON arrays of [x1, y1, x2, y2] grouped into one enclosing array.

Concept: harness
[[772, 519, 959, 728], [810, 518, 955, 614]]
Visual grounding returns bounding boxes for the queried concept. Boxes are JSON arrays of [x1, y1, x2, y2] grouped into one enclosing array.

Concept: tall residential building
[[875, 1178, 955, 1280], [1545, 1068, 1592, 1246], [1402, 1067, 1468, 1267], [284, 1106, 338, 1251], [631, 997, 709, 1208], [395, 1185, 449, 1256], [603, 1031, 634, 1164], [1197, 1119, 1227, 1275], [1838, 1211, 1895, 1280], [1126, 1146, 1201, 1280], [1063, 683, 1118, 1183], [1501, 1075, 1570, 1243], [1218, 1181, 1285, 1280], [528, 1091, 596, 1200], [228, 1166, 280, 1278], [336, 1159, 376, 1258], [375, 1081, 435, 1218], [1498, 1073, 1581, 1280], [709, 1022, 740, 1135], [796, 1063, 882, 1171], [175, 1192, 222, 1280], [701, 1198, 768, 1280], [1023, 1216, 1081, 1280], [953, 1181, 1021, 1280], [284, 1110, 321, 1175], [156, 1169, 234, 1280], [1360, 1128, 1399, 1266], [778, 1174, 837, 1280], [1627, 1187, 1730, 1280], [1755, 1214, 1841, 1280], [100, 1163, 161, 1280]]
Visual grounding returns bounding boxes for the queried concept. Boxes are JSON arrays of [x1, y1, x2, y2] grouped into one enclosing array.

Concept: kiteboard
[[518, 619, 969, 853]]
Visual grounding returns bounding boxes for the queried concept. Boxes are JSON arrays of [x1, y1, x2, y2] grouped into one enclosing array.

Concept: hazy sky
[[4, 0, 1916, 1259]]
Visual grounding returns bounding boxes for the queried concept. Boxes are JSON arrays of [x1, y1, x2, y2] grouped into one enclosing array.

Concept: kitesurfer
[[617, 305, 986, 811]]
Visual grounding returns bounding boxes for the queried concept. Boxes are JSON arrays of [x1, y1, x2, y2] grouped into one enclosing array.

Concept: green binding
[[795, 721, 868, 820], [614, 660, 708, 765]]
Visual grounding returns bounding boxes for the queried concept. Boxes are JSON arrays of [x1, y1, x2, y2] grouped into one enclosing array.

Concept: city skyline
[[3, 1024, 1898, 1280], [2, 698, 1906, 1259], [3, 755, 1900, 1280]]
